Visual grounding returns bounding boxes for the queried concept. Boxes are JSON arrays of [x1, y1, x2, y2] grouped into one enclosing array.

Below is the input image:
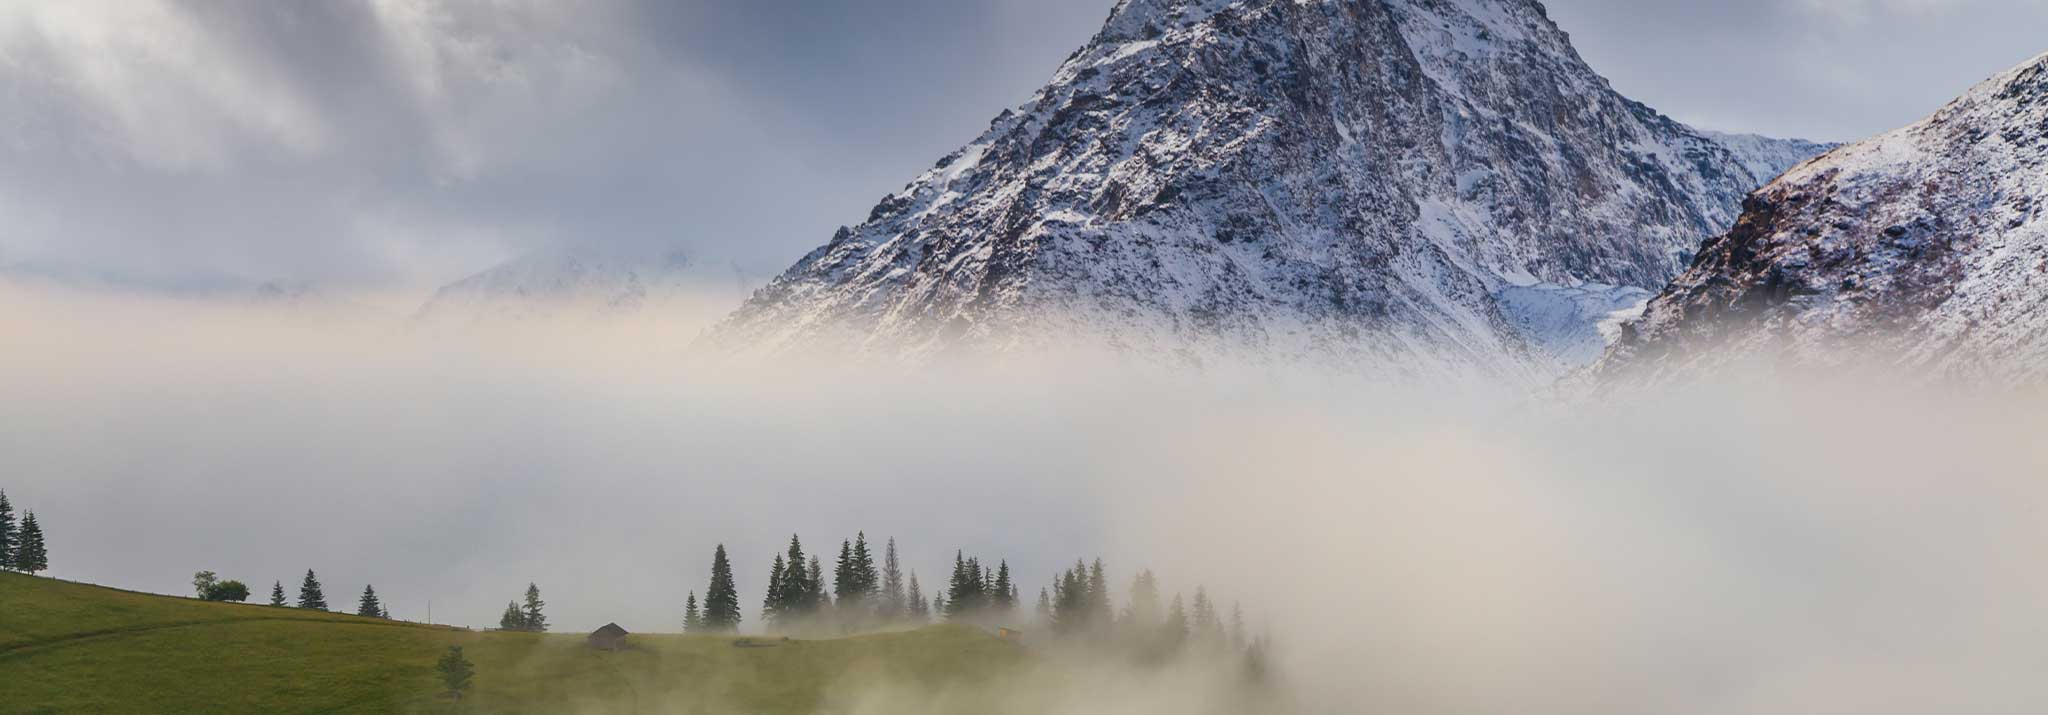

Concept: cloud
[[3, 0, 2044, 297], [6, 285, 2048, 713], [0, 0, 1112, 295]]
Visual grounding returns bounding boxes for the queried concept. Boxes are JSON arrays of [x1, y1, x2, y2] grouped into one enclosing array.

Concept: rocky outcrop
[[1597, 52, 2048, 382]]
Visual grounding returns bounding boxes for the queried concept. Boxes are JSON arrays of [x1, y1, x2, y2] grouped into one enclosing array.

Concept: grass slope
[[0, 572, 1021, 714]]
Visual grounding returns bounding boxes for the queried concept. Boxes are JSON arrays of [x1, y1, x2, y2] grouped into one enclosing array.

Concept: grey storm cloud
[[1, 0, 2044, 293]]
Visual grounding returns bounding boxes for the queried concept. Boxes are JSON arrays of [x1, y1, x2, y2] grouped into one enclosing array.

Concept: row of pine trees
[[0, 489, 51, 575], [672, 533, 1266, 662]]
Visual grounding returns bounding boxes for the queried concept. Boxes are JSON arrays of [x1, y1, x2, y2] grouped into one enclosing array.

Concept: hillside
[[0, 573, 1021, 714]]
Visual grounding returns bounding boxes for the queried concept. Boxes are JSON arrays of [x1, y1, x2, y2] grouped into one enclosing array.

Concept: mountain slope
[[1, 572, 1019, 714], [1597, 52, 2048, 382], [413, 247, 742, 327], [710, 0, 1817, 381]]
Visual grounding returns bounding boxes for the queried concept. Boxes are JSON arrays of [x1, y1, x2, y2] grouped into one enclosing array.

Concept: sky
[[1, 0, 2045, 303]]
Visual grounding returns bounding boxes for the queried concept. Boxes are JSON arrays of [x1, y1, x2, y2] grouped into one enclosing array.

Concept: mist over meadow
[[5, 282, 2046, 713]]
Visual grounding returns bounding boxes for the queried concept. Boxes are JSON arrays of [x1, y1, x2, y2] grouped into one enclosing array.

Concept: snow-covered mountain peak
[[1095, 0, 1237, 43], [710, 0, 1830, 382]]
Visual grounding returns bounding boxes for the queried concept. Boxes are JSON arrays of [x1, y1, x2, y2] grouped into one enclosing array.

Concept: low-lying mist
[[4, 282, 2046, 713]]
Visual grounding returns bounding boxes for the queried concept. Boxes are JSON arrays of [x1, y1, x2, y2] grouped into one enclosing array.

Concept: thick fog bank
[[3, 285, 2045, 713]]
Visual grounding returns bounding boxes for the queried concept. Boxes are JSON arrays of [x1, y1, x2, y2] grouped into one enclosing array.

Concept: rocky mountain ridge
[[709, 0, 1828, 382], [1597, 51, 2048, 382]]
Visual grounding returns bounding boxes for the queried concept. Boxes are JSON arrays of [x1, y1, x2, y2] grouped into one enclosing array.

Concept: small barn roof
[[591, 623, 628, 637]]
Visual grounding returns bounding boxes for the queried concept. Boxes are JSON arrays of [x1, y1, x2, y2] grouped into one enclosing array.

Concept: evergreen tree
[[850, 532, 878, 604], [1164, 593, 1189, 648], [684, 591, 703, 633], [1050, 561, 1083, 633], [1086, 559, 1111, 628], [805, 555, 829, 612], [1229, 601, 1247, 652], [437, 646, 476, 701], [1193, 587, 1224, 649], [1122, 570, 1162, 631], [762, 552, 788, 625], [297, 569, 327, 610], [704, 544, 742, 632], [0, 489, 16, 572], [358, 585, 384, 618], [1243, 635, 1271, 684], [520, 583, 548, 632], [1036, 587, 1053, 625], [992, 560, 1017, 613], [832, 539, 855, 606], [907, 571, 928, 623], [931, 592, 946, 618], [769, 535, 813, 623], [269, 580, 287, 607], [833, 532, 878, 622], [879, 537, 906, 621], [13, 511, 46, 574], [945, 552, 990, 620], [499, 601, 524, 630]]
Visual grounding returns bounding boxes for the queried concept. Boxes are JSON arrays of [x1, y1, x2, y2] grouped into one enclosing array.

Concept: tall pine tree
[[1086, 559, 1111, 629], [850, 532, 877, 607], [1050, 560, 1089, 634], [832, 540, 855, 606], [763, 553, 788, 625], [1229, 601, 1247, 652], [269, 580, 288, 607], [1123, 570, 1162, 630], [521, 583, 548, 632], [1164, 593, 1189, 647], [907, 571, 928, 623], [0, 489, 16, 572], [358, 585, 384, 618], [992, 560, 1016, 614], [13, 511, 45, 574], [704, 544, 741, 632], [879, 537, 905, 621], [297, 569, 327, 610], [684, 591, 703, 633], [805, 555, 829, 612], [499, 601, 524, 630]]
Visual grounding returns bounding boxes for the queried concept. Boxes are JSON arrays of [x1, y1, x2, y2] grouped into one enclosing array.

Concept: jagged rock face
[[713, 0, 1810, 381], [1599, 52, 2048, 382]]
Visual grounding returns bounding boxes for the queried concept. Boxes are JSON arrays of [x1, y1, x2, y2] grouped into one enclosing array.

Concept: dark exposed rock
[[1595, 51, 2048, 383]]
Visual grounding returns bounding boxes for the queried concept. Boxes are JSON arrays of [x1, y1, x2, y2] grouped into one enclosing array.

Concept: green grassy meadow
[[0, 572, 1022, 714]]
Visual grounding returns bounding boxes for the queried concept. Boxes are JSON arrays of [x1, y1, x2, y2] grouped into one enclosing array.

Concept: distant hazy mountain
[[414, 247, 751, 329], [1700, 131, 1839, 187], [1598, 51, 2048, 382], [708, 0, 1827, 382], [246, 281, 394, 324]]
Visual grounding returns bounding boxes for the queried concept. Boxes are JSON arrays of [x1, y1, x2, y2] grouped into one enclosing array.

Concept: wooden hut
[[588, 622, 629, 651]]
